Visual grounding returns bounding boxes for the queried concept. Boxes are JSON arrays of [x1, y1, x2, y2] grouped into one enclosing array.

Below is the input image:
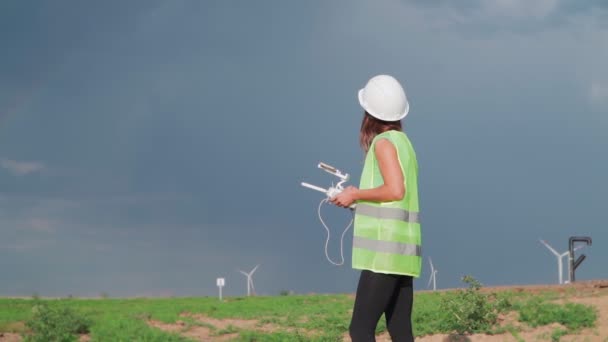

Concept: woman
[[330, 74, 422, 342]]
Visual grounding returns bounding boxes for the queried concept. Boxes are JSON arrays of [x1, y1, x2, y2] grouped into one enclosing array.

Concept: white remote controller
[[301, 162, 356, 209], [326, 186, 343, 199]]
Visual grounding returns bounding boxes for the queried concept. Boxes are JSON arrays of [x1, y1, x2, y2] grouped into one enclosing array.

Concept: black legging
[[349, 270, 414, 342]]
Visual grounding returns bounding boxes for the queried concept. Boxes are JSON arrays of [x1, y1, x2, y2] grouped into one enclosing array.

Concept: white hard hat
[[358, 75, 409, 121]]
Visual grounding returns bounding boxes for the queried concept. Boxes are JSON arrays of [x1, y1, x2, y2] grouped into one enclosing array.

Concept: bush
[[439, 275, 509, 335], [517, 298, 596, 330], [551, 328, 568, 342], [23, 302, 91, 342]]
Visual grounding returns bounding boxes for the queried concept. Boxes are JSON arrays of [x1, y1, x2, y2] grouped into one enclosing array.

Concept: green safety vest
[[353, 130, 422, 277]]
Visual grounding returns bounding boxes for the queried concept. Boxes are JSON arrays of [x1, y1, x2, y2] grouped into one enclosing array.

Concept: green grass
[[0, 288, 599, 341], [515, 297, 597, 330]]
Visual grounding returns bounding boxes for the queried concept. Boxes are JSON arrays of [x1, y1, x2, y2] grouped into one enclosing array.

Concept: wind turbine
[[238, 264, 259, 296], [427, 257, 438, 291], [539, 239, 584, 284]]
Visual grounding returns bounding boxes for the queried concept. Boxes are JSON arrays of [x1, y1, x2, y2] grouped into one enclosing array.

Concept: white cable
[[317, 198, 354, 266]]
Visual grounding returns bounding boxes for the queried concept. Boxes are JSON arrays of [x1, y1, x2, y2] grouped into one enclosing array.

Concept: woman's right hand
[[330, 186, 359, 208]]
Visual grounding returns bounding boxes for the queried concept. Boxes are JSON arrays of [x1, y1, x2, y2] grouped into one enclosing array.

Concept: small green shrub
[[439, 275, 508, 335], [517, 298, 596, 330], [551, 328, 568, 342], [23, 302, 91, 342]]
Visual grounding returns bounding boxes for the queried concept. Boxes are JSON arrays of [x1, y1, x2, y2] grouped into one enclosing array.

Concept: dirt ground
[[0, 334, 20, 342], [147, 313, 300, 342], [3, 280, 608, 341], [0, 333, 90, 342]]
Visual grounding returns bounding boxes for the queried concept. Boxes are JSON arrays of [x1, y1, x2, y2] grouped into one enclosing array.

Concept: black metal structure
[[568, 236, 592, 283]]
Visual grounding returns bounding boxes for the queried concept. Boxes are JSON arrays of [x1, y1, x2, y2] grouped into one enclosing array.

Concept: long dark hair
[[359, 112, 402, 152]]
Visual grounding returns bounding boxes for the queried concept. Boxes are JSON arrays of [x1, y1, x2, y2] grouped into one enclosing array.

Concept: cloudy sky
[[1, 0, 607, 298]]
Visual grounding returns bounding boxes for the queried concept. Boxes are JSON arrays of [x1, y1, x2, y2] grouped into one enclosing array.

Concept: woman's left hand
[[330, 186, 359, 208]]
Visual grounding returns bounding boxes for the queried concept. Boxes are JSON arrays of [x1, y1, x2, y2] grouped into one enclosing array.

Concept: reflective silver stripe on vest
[[353, 236, 421, 256], [355, 203, 420, 223]]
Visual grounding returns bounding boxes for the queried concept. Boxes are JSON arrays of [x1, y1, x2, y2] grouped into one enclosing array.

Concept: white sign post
[[216, 277, 225, 301]]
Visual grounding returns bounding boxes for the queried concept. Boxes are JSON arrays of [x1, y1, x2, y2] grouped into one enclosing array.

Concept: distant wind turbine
[[539, 239, 584, 284], [427, 257, 438, 291], [238, 264, 260, 296]]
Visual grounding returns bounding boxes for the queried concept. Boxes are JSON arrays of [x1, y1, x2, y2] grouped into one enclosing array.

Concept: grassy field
[[0, 281, 605, 342]]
